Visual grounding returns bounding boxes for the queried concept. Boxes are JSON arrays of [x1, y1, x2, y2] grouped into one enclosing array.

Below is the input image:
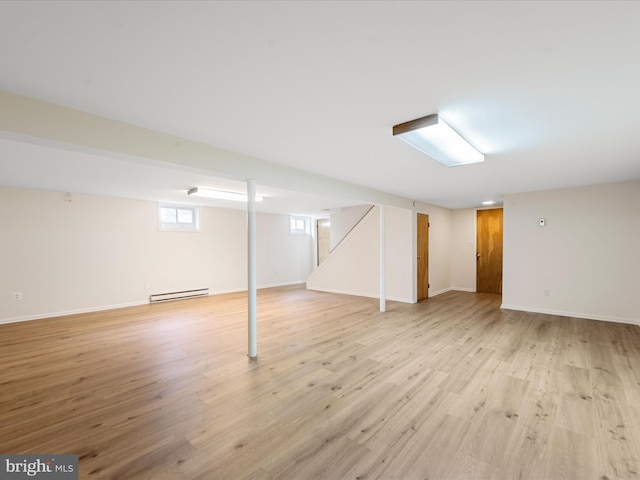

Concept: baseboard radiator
[[149, 288, 209, 303]]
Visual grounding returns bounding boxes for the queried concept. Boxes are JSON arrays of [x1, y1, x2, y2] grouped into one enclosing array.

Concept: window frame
[[289, 215, 311, 236], [158, 204, 201, 232]]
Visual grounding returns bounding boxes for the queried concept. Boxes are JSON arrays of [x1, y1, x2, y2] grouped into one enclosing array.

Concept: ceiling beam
[[0, 90, 414, 210]]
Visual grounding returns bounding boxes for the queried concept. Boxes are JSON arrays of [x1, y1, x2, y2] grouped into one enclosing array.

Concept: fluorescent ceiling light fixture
[[482, 200, 496, 205], [393, 114, 484, 167], [188, 187, 263, 202]]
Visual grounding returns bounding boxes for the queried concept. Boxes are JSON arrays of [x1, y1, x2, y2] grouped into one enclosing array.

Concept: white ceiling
[[1, 1, 639, 211]]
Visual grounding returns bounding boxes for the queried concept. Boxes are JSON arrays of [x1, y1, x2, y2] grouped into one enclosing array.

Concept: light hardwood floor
[[1, 285, 640, 479]]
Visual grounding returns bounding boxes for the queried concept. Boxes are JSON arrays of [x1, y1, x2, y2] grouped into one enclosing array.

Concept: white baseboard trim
[[257, 281, 307, 290], [429, 287, 451, 297], [0, 300, 149, 325], [429, 287, 476, 297], [202, 281, 305, 297], [305, 286, 413, 304], [305, 286, 476, 303], [450, 287, 476, 293], [386, 295, 414, 304], [0, 281, 310, 325], [500, 304, 639, 326]]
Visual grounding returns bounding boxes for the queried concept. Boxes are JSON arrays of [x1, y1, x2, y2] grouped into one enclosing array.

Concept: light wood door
[[476, 208, 503, 294], [417, 213, 429, 300], [316, 219, 330, 265]]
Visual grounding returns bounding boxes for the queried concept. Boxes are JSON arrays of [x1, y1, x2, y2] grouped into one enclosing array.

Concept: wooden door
[[417, 213, 429, 300], [316, 219, 330, 265], [476, 208, 503, 294]]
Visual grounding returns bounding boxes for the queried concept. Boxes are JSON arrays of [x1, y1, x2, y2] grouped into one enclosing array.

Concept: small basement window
[[159, 204, 200, 231], [290, 215, 311, 236]]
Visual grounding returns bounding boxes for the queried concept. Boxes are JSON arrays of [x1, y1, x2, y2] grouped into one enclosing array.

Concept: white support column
[[247, 179, 257, 359], [380, 204, 386, 313]]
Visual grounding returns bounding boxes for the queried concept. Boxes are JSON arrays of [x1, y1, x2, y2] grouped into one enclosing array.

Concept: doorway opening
[[316, 219, 330, 265]]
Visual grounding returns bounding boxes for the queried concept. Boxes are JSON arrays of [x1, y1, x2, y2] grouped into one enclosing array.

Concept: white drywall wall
[[307, 205, 445, 303], [451, 208, 476, 292], [330, 205, 372, 250], [502, 181, 640, 324], [0, 186, 314, 323]]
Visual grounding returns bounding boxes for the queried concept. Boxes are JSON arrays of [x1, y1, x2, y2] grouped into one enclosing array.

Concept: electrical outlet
[[13, 292, 22, 301], [544, 289, 550, 297]]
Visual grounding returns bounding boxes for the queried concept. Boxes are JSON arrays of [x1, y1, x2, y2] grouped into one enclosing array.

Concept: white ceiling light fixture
[[482, 200, 496, 206], [392, 114, 484, 167], [188, 187, 264, 202]]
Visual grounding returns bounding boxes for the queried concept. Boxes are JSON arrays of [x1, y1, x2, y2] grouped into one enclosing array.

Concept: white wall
[[414, 202, 453, 297], [385, 207, 414, 301], [307, 206, 381, 300], [451, 208, 476, 291], [0, 187, 315, 323], [502, 181, 640, 325], [307, 204, 451, 303], [330, 204, 372, 250], [307, 206, 414, 302], [9, 181, 636, 326], [257, 212, 316, 288]]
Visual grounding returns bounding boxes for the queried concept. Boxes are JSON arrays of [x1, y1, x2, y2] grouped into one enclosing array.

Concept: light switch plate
[[538, 218, 545, 227]]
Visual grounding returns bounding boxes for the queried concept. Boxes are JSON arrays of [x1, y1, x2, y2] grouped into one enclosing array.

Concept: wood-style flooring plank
[[1, 285, 640, 479]]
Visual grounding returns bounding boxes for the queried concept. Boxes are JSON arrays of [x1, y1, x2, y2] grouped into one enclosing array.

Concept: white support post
[[247, 179, 257, 359], [380, 204, 386, 313]]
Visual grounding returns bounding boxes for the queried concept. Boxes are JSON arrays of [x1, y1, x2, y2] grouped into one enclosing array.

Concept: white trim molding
[[501, 304, 639, 327]]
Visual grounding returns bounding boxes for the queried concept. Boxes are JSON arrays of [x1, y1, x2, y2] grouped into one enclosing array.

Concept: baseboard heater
[[149, 288, 209, 303]]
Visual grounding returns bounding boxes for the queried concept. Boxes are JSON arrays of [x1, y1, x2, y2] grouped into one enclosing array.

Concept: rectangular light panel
[[393, 114, 484, 167]]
